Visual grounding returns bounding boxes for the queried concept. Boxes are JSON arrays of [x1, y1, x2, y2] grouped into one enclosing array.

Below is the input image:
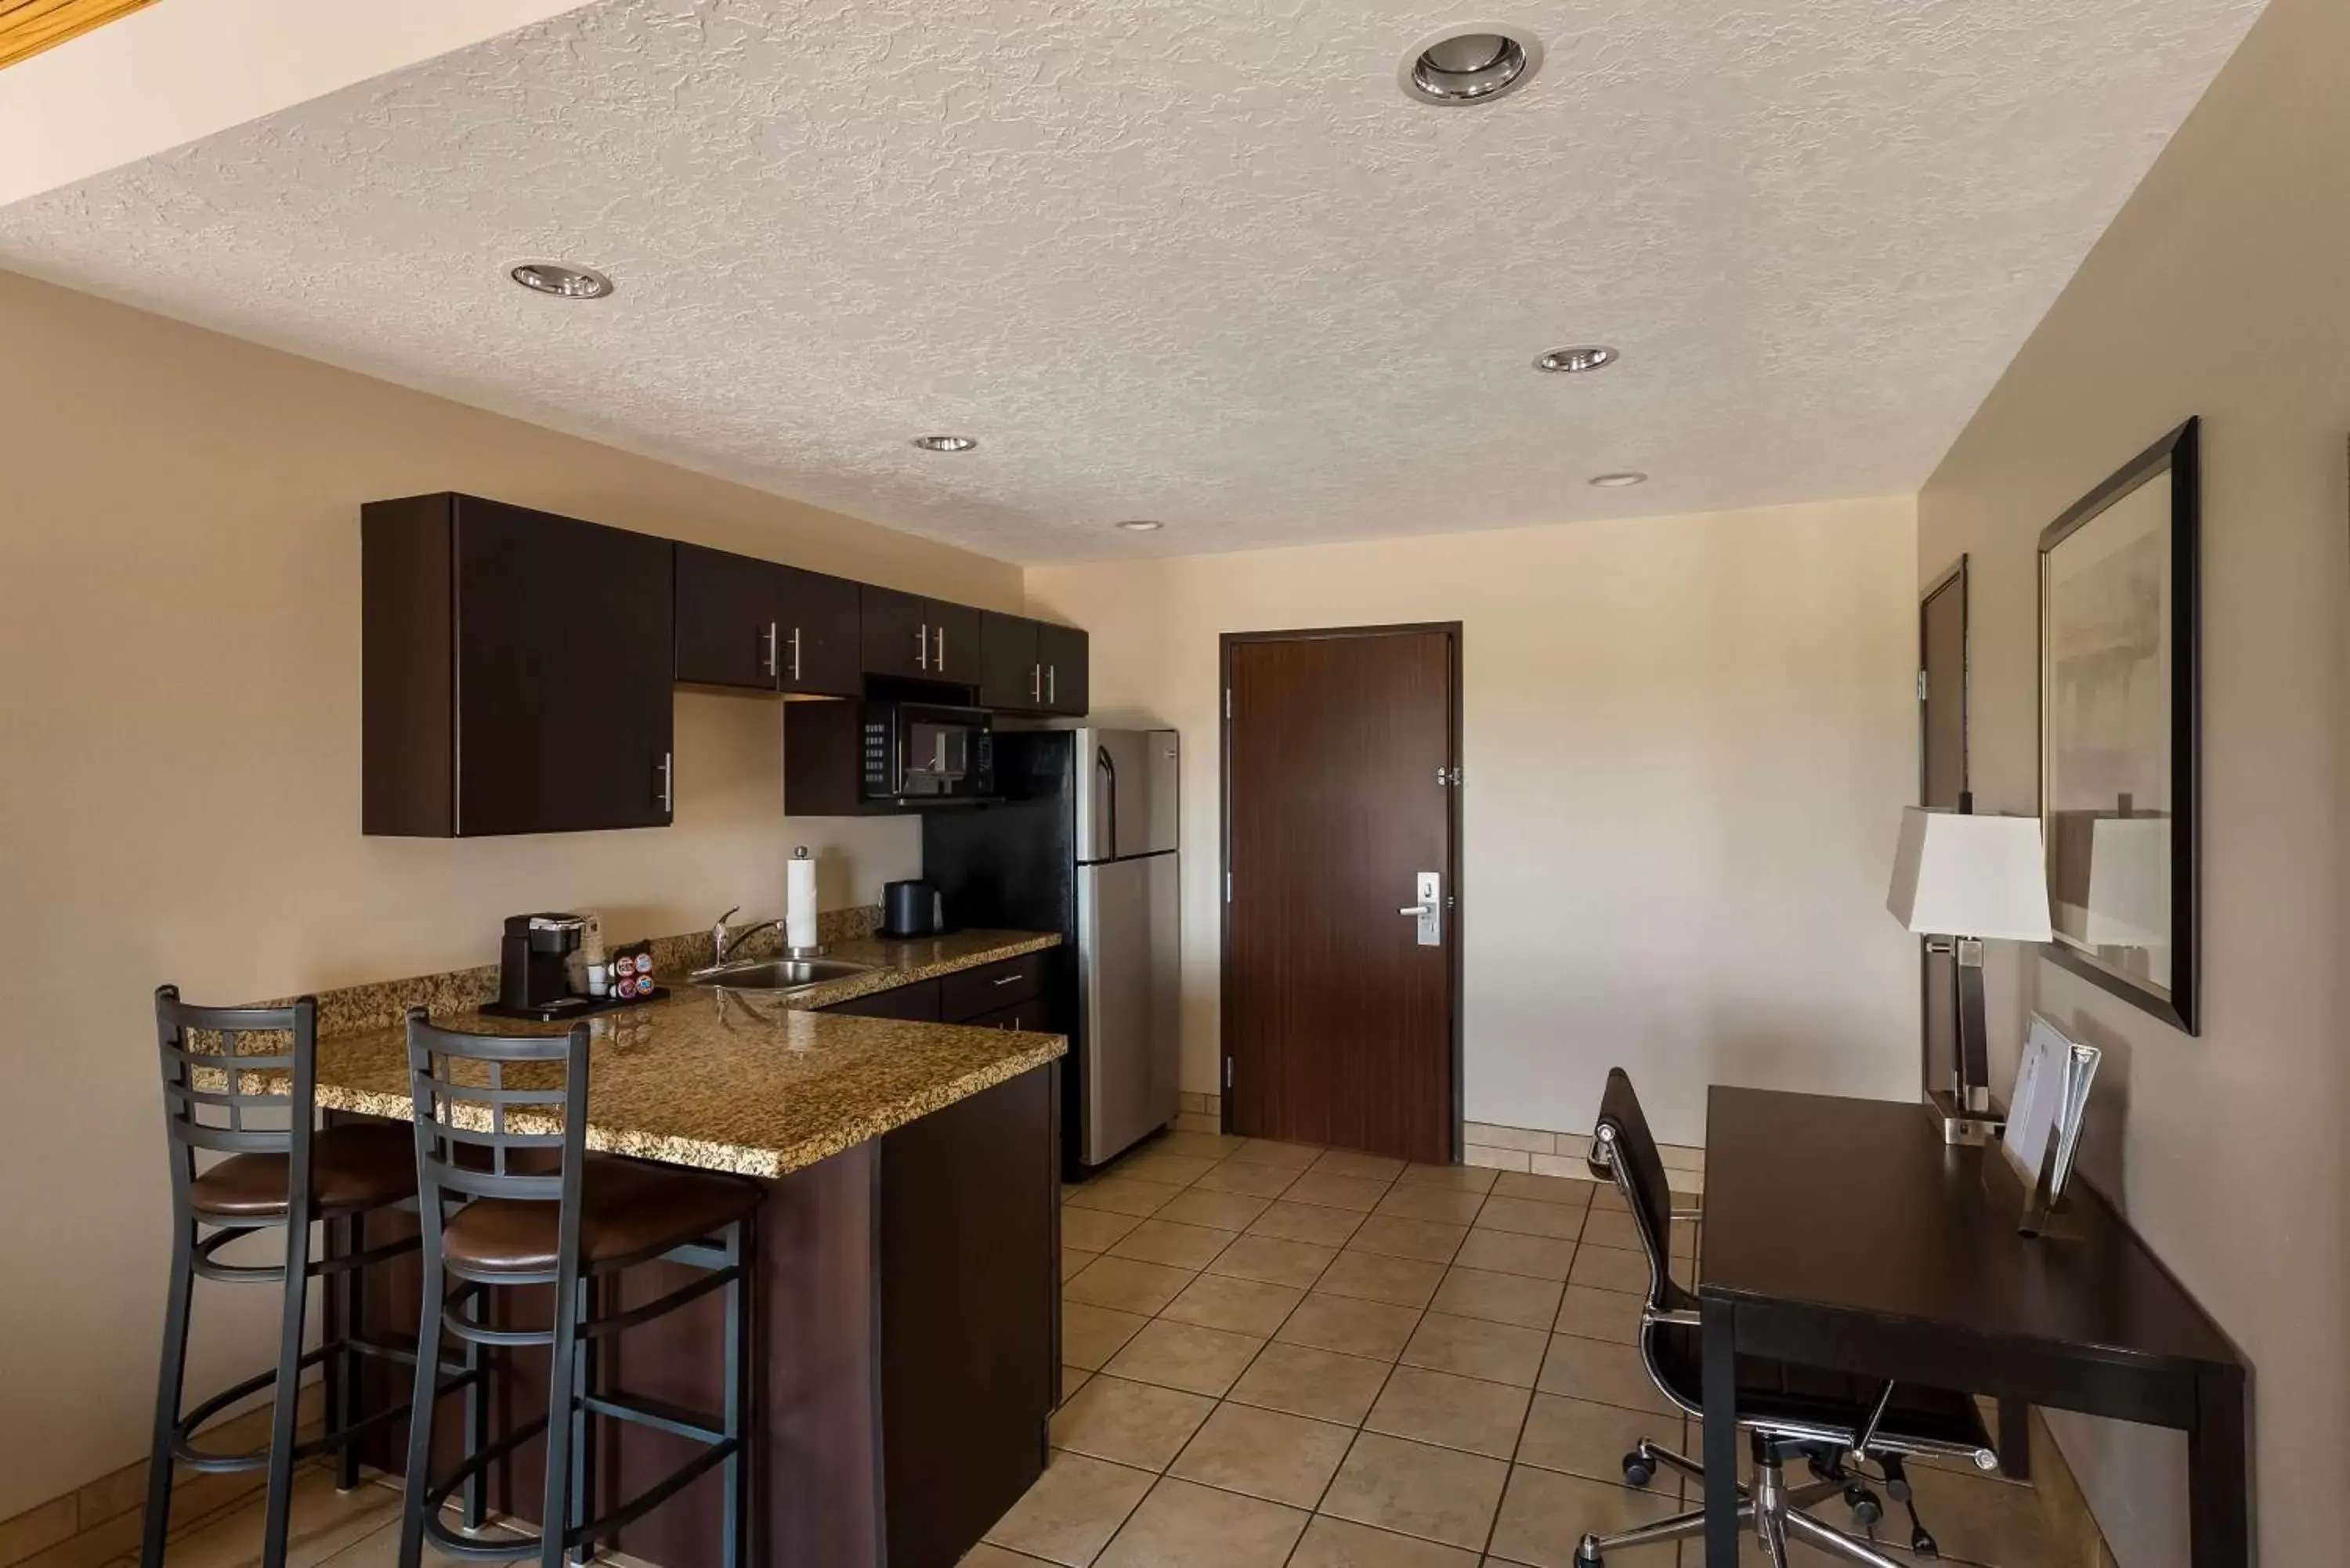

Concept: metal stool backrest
[[1590, 1066, 1695, 1316], [155, 985, 320, 1227], [403, 1007, 591, 1287]]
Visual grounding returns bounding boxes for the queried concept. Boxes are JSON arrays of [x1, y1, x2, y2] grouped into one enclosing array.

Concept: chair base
[[1573, 1439, 1916, 1567]]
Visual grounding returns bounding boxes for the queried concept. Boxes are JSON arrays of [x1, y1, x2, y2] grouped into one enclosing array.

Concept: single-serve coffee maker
[[483, 912, 591, 1020]]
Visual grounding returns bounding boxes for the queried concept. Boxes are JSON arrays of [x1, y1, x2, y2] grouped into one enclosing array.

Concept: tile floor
[[985, 1129, 2068, 1568]]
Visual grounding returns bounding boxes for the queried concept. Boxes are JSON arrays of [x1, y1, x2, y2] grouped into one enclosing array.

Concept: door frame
[[1216, 622, 1466, 1159], [1917, 556, 1969, 1106]]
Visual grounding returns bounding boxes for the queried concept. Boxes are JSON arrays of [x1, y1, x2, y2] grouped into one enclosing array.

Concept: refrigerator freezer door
[[1078, 854, 1180, 1165], [1143, 729, 1180, 854], [1076, 728, 1162, 862]]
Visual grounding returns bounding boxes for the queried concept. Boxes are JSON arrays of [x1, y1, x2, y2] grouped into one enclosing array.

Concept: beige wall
[[1027, 497, 1921, 1148], [1917, 0, 2350, 1560], [0, 267, 1022, 1516]]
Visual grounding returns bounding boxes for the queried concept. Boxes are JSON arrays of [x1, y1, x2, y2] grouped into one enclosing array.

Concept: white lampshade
[[1886, 807, 2054, 941]]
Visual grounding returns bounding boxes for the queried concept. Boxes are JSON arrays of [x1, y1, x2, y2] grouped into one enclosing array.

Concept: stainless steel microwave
[[861, 701, 996, 803]]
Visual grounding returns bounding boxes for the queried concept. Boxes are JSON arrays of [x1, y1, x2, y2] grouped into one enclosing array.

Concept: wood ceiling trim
[[1, 0, 160, 71]]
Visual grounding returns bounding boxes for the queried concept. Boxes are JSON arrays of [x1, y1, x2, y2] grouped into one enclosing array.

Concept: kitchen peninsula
[[294, 927, 1066, 1568]]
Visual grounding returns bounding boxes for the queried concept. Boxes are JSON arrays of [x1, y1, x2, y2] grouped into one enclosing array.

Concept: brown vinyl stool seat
[[443, 1154, 761, 1276], [190, 1122, 418, 1218]]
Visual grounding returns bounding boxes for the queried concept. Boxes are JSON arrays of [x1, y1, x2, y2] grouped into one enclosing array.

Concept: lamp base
[[1925, 1086, 2005, 1147]]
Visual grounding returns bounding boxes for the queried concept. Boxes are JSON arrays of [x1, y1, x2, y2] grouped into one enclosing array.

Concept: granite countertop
[[261, 930, 1066, 1179]]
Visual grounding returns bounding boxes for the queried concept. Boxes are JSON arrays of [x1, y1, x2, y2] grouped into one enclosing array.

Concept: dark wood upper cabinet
[[862, 587, 981, 685], [676, 545, 862, 698], [363, 493, 674, 837], [979, 612, 1041, 710], [1036, 622, 1090, 716]]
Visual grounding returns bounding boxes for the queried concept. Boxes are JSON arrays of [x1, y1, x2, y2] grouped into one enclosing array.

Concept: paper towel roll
[[785, 853, 819, 951]]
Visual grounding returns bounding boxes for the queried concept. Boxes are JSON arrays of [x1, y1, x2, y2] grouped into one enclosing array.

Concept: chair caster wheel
[[1574, 1532, 1604, 1566], [1843, 1483, 1883, 1528], [1620, 1450, 1655, 1488], [1911, 1528, 1939, 1559]]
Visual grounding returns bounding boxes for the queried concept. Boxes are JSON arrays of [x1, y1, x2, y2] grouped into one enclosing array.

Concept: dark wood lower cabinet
[[343, 1063, 1057, 1568]]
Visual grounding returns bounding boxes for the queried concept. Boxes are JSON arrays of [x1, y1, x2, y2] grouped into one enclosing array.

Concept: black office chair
[[1573, 1068, 1999, 1566]]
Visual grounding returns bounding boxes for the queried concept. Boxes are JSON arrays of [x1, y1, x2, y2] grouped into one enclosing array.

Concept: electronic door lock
[[1399, 871, 1441, 945]]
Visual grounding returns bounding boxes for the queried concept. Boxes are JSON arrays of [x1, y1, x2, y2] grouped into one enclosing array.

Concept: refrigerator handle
[[1095, 744, 1118, 858]]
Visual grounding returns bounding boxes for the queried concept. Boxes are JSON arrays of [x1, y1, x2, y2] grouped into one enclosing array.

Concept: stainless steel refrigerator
[[923, 727, 1181, 1172]]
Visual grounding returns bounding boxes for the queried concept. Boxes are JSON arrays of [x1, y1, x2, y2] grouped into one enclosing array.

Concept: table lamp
[[1886, 806, 2054, 1145]]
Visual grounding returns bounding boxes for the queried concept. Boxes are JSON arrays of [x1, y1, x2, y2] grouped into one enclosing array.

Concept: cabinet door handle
[[993, 973, 1020, 986], [657, 751, 674, 813], [1047, 664, 1057, 706], [762, 621, 779, 677], [1031, 663, 1041, 703], [788, 626, 802, 682], [935, 624, 946, 671], [916, 623, 929, 670]]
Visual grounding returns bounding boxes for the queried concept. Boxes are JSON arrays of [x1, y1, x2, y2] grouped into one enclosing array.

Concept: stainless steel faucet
[[710, 906, 784, 965]]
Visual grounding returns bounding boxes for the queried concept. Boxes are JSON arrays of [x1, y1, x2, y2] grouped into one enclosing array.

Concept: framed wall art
[[2037, 416, 2200, 1034]]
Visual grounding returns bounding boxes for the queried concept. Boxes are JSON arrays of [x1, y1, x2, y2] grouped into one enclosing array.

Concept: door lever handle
[[1399, 904, 1434, 916]]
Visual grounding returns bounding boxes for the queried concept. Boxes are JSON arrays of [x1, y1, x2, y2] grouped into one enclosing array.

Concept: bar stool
[[144, 986, 424, 1568], [397, 1009, 760, 1568]]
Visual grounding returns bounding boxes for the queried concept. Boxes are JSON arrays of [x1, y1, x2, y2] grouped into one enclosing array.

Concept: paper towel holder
[[784, 845, 825, 959]]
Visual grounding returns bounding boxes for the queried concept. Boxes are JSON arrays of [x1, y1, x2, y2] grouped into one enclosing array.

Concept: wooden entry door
[[1919, 559, 1969, 1100], [1221, 625, 1461, 1163]]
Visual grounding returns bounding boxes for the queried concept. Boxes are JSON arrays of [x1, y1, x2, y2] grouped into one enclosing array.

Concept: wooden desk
[[1697, 1088, 2247, 1568]]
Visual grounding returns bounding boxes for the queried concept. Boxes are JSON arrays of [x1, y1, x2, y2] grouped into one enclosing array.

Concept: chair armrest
[[1671, 1207, 1703, 1222]]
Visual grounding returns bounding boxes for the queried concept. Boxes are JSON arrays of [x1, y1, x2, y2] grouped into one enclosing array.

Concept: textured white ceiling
[[0, 0, 2265, 563]]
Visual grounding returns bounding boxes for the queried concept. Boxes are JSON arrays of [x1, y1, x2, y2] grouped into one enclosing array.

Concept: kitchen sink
[[685, 956, 879, 992]]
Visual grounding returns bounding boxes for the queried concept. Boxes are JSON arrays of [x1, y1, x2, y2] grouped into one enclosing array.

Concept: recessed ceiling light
[[1589, 471, 1649, 488], [508, 261, 613, 299], [1536, 345, 1620, 374], [1114, 520, 1164, 533], [1399, 25, 1543, 107], [911, 435, 978, 453]]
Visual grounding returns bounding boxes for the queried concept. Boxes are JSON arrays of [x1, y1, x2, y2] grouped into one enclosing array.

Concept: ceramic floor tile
[[1160, 1271, 1307, 1337], [1902, 1463, 2071, 1568], [1318, 1249, 1447, 1309], [1473, 1197, 1585, 1241], [1062, 1247, 1100, 1283], [1094, 1476, 1307, 1568], [1364, 1364, 1532, 1459], [1152, 1187, 1275, 1231], [1191, 1160, 1303, 1199], [1206, 1232, 1340, 1289], [1107, 1218, 1238, 1270], [1550, 1285, 1640, 1345], [1566, 1245, 1652, 1296], [1397, 1164, 1500, 1194], [1167, 1401, 1357, 1508], [312, 1515, 525, 1568], [1399, 1312, 1549, 1388], [1249, 1200, 1370, 1248], [1152, 1131, 1251, 1161], [1319, 1431, 1509, 1552], [960, 1545, 1058, 1567], [1535, 1335, 1678, 1416], [1225, 1341, 1396, 1425], [1430, 1267, 1564, 1331], [984, 1451, 1156, 1566], [1289, 1514, 1481, 1568], [1490, 1172, 1598, 1207], [1103, 1319, 1267, 1397], [1274, 1292, 1423, 1361], [1375, 1184, 1490, 1226], [1451, 1230, 1575, 1282], [1347, 1216, 1471, 1265], [1061, 1366, 1094, 1404], [1066, 1255, 1197, 1316], [1061, 1302, 1153, 1370], [1514, 1393, 1680, 1487], [1285, 1172, 1394, 1212], [1065, 1178, 1184, 1218], [153, 1469, 403, 1568], [1049, 1375, 1219, 1471], [1061, 1207, 1147, 1253], [1582, 1208, 1696, 1262], [1311, 1150, 1409, 1182], [1231, 1139, 1325, 1169], [1488, 1463, 1685, 1568], [1115, 1151, 1220, 1188]]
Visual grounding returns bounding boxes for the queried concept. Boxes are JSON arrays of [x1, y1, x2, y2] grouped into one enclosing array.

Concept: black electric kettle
[[881, 879, 949, 938]]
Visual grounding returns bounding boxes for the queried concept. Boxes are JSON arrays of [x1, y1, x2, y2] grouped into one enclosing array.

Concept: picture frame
[[2037, 417, 2200, 1034]]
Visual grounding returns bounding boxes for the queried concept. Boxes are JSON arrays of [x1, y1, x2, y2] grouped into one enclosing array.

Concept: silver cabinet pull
[[658, 751, 674, 813], [1047, 664, 1057, 706], [916, 623, 929, 670], [1031, 663, 1041, 703], [788, 626, 803, 682], [762, 621, 779, 677], [935, 624, 947, 671], [993, 973, 1019, 986]]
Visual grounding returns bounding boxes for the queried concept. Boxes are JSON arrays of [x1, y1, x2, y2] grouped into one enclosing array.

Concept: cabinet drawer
[[960, 999, 1047, 1034], [942, 953, 1045, 1021], [822, 977, 942, 1021]]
